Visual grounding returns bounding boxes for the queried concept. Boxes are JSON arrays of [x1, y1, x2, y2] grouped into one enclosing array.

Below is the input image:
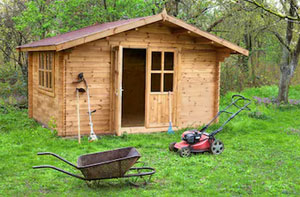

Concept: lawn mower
[[169, 95, 251, 157]]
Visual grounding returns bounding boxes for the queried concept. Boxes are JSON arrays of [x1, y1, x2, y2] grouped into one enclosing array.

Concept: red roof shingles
[[17, 17, 147, 48]]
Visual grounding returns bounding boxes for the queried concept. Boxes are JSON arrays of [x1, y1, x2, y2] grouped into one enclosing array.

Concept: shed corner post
[[59, 51, 67, 137], [215, 51, 230, 122], [214, 61, 221, 122], [28, 52, 34, 118]]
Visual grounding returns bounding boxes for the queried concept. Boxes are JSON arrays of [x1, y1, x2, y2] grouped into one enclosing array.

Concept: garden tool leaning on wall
[[73, 73, 98, 141], [76, 88, 86, 144]]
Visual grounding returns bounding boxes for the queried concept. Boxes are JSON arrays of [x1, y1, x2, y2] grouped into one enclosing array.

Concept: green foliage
[[0, 64, 27, 107], [248, 110, 270, 120], [0, 85, 300, 196], [48, 116, 58, 136], [14, 0, 158, 39]]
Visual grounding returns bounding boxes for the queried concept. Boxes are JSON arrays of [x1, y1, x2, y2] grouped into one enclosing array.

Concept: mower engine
[[182, 130, 202, 144]]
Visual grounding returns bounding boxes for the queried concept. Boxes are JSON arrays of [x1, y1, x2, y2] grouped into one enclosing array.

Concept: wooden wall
[[179, 50, 218, 127], [64, 40, 112, 136], [30, 51, 65, 135]]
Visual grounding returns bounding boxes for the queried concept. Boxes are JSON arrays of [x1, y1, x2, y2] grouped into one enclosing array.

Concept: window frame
[[38, 52, 55, 96], [150, 50, 175, 93]]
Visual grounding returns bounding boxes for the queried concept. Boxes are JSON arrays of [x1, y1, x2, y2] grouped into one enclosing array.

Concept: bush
[[248, 110, 270, 120], [0, 64, 27, 108]]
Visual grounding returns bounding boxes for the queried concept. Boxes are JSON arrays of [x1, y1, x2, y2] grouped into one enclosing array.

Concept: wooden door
[[112, 46, 123, 136], [146, 48, 177, 128]]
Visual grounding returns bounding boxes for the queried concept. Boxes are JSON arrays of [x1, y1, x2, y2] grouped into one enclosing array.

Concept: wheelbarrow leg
[[33, 165, 86, 180]]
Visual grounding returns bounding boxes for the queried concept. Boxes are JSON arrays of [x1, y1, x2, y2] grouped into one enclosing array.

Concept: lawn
[[0, 85, 300, 196]]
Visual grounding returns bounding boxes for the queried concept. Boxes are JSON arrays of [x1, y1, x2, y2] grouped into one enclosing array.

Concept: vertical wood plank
[[28, 52, 33, 118], [157, 94, 161, 123], [61, 52, 67, 136], [109, 45, 114, 134], [145, 48, 151, 128], [176, 48, 182, 126], [214, 61, 221, 121], [115, 46, 123, 136], [161, 51, 164, 92]]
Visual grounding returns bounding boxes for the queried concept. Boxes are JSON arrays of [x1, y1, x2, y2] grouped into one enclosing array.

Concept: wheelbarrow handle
[[33, 165, 86, 180], [37, 152, 78, 169]]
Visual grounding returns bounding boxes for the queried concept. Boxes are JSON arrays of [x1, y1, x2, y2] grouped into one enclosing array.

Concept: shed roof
[[17, 10, 248, 56]]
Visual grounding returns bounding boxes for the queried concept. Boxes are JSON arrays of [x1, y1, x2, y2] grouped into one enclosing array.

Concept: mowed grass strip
[[0, 85, 300, 196]]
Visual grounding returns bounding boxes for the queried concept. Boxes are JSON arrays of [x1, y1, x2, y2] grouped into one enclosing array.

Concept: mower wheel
[[169, 142, 177, 152], [210, 140, 224, 155], [179, 147, 191, 157]]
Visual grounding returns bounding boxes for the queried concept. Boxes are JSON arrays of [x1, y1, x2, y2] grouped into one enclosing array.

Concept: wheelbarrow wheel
[[210, 140, 224, 155], [179, 147, 191, 157], [169, 142, 177, 152]]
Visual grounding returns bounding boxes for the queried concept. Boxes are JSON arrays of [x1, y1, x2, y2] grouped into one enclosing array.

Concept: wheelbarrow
[[33, 147, 155, 185]]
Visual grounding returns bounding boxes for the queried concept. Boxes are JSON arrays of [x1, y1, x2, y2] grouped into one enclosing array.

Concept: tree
[[0, 0, 28, 78], [242, 0, 300, 103], [14, 0, 157, 40], [167, 0, 280, 93]]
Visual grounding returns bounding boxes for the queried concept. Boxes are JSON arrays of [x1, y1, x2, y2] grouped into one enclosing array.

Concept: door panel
[[148, 94, 173, 127], [146, 48, 177, 128]]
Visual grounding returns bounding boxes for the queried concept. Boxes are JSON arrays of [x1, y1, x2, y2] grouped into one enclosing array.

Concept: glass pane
[[151, 73, 161, 92], [39, 54, 42, 69], [49, 53, 53, 70], [164, 73, 173, 92], [49, 72, 52, 88], [45, 72, 48, 88], [46, 54, 49, 70], [41, 71, 44, 86], [164, 52, 174, 70], [151, 52, 161, 70], [41, 54, 44, 69], [39, 71, 42, 85]]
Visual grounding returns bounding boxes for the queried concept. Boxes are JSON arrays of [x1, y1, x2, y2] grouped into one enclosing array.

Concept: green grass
[[1, 85, 300, 196]]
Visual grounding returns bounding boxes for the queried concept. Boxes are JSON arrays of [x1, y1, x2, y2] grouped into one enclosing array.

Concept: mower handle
[[231, 94, 251, 111], [232, 94, 250, 101]]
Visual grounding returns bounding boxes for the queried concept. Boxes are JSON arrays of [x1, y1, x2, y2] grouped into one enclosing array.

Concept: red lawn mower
[[169, 95, 251, 157]]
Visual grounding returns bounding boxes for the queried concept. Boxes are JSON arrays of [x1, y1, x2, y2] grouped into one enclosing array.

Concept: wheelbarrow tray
[[33, 147, 155, 181], [77, 147, 140, 179]]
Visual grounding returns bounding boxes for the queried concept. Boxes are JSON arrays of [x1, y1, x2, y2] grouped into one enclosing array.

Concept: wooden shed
[[17, 10, 248, 137]]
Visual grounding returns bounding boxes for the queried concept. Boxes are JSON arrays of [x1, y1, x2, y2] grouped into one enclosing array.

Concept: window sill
[[38, 87, 55, 97]]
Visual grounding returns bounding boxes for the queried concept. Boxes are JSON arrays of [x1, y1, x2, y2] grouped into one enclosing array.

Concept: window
[[39, 52, 54, 91], [150, 51, 174, 92]]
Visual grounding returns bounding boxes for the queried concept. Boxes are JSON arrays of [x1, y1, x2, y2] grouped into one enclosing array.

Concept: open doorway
[[121, 48, 146, 127]]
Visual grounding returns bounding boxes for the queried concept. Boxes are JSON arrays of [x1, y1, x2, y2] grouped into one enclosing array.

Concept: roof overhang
[[17, 10, 248, 56]]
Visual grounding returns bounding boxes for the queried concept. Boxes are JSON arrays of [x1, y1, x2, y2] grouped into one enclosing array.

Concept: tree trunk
[[278, 67, 292, 103], [278, 52, 298, 103]]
